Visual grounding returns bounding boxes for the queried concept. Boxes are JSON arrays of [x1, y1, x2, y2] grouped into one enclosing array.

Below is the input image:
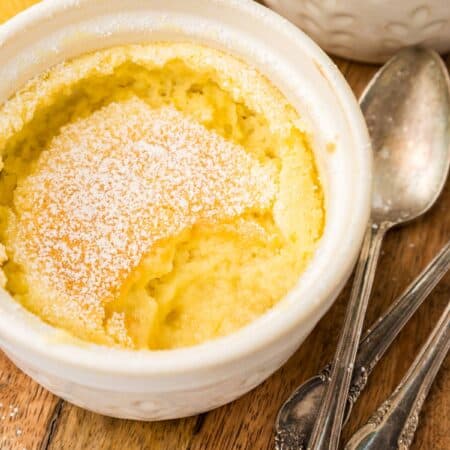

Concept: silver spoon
[[275, 47, 450, 450], [308, 46, 450, 450], [275, 241, 450, 449], [344, 302, 450, 450]]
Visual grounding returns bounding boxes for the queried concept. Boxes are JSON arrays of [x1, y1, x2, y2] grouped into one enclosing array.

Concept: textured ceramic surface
[[0, 0, 371, 420], [263, 0, 450, 63]]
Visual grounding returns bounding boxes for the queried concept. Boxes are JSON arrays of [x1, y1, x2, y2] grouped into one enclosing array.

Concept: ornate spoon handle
[[274, 242, 450, 450], [344, 302, 450, 450], [346, 240, 450, 416], [307, 223, 387, 450]]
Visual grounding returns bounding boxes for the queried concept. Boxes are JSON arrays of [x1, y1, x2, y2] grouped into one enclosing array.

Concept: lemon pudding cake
[[0, 43, 324, 350]]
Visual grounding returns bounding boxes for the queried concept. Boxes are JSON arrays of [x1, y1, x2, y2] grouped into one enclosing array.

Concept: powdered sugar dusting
[[10, 98, 275, 329]]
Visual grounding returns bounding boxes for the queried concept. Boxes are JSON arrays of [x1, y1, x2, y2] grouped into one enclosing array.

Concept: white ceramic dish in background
[[263, 0, 450, 63], [0, 0, 371, 420]]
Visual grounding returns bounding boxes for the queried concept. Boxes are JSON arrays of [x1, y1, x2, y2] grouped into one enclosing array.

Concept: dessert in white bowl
[[0, 0, 371, 420]]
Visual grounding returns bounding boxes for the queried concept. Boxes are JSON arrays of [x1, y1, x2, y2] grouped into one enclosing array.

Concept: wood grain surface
[[0, 3, 449, 450]]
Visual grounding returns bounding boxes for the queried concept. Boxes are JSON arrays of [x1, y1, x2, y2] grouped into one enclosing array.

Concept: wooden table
[[0, 3, 449, 450]]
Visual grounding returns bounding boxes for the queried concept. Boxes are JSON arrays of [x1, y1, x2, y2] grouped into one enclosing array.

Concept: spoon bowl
[[365, 47, 450, 224]]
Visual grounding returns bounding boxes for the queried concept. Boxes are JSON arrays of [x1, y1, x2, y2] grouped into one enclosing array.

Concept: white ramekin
[[0, 0, 371, 420], [263, 0, 450, 63]]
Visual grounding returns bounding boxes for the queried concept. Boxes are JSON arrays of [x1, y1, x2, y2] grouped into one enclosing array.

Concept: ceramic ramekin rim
[[0, 0, 372, 376]]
